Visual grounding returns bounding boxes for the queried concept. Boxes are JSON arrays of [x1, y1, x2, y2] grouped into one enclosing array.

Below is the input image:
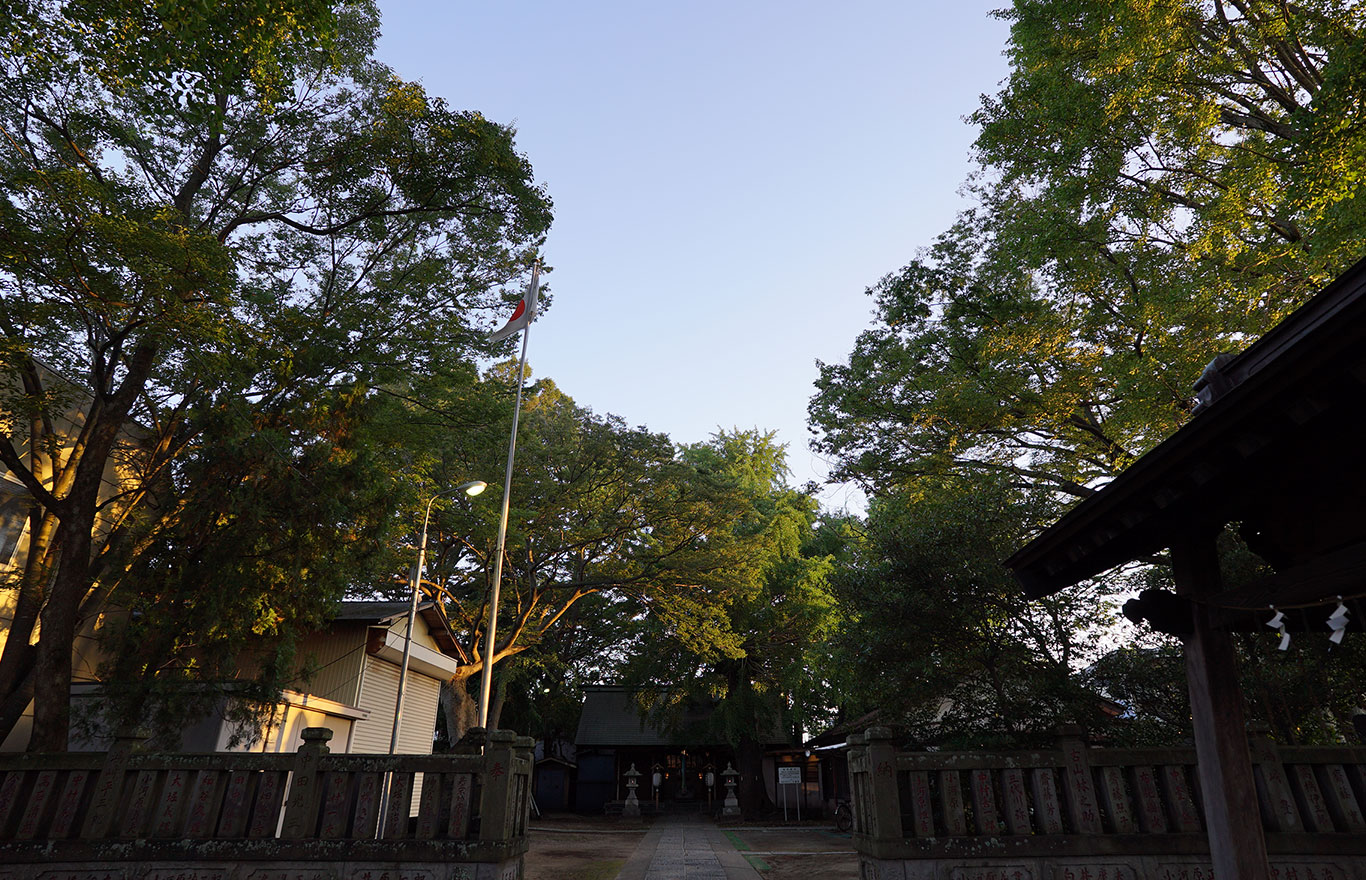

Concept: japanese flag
[[489, 264, 540, 343]]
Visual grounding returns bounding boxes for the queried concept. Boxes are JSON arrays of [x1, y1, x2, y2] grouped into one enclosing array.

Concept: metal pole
[[390, 496, 437, 754], [378, 496, 436, 833], [479, 275, 534, 730], [378, 479, 484, 834]]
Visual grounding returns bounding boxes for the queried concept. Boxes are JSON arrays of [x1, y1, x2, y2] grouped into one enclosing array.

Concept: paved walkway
[[614, 814, 762, 880]]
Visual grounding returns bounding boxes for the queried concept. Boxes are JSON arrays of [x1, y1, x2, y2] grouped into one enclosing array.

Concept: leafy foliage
[[622, 431, 839, 815], [810, 0, 1366, 746], [89, 386, 404, 747], [813, 0, 1366, 501], [0, 0, 550, 747], [377, 372, 772, 741], [829, 473, 1114, 748]]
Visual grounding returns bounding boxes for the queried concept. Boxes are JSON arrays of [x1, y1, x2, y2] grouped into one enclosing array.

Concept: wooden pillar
[[1171, 537, 1271, 880]]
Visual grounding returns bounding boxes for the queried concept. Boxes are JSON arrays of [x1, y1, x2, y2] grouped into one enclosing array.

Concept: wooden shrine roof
[[1006, 253, 1366, 611]]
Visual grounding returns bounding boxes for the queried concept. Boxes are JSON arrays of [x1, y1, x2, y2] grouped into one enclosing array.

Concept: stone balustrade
[[0, 726, 534, 880], [848, 726, 1366, 880]]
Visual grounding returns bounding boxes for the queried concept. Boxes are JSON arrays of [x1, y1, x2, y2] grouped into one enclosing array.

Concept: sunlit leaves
[[0, 0, 551, 746]]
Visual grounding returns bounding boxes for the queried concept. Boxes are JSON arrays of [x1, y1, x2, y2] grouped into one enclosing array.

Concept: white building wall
[[352, 652, 444, 814]]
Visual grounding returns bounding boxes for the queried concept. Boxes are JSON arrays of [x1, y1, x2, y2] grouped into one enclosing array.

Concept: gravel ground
[[725, 825, 860, 880], [524, 814, 652, 880]]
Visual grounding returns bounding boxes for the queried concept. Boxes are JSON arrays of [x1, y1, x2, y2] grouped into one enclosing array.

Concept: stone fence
[[0, 726, 534, 880], [848, 726, 1366, 880]]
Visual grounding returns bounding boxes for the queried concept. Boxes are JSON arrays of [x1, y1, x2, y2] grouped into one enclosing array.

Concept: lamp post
[[388, 479, 487, 756], [378, 479, 486, 836]]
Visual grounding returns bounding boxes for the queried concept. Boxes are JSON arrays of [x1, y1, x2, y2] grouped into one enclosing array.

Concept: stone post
[[1248, 725, 1304, 832], [1056, 723, 1102, 833], [81, 727, 146, 839], [863, 726, 901, 843], [479, 729, 519, 841], [282, 727, 332, 838]]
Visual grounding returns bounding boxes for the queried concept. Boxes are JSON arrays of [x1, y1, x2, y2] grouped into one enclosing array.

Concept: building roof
[[334, 600, 464, 660], [335, 601, 411, 621], [575, 687, 679, 747], [803, 709, 883, 749], [574, 685, 791, 748]]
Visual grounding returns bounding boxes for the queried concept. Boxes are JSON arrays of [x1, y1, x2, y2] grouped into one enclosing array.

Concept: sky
[[375, 2, 1014, 512]]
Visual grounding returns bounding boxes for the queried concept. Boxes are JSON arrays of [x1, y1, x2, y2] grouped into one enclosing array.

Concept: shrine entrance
[[635, 747, 732, 811]]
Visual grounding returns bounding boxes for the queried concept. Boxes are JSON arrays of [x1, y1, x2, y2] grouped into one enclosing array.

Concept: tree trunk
[[737, 736, 770, 820], [0, 513, 58, 743], [30, 512, 97, 751], [489, 668, 508, 731], [0, 666, 36, 744], [9, 346, 154, 751], [440, 673, 480, 744]]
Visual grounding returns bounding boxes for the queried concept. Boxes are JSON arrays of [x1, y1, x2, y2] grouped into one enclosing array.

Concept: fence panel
[[0, 725, 535, 876], [848, 726, 1366, 878]]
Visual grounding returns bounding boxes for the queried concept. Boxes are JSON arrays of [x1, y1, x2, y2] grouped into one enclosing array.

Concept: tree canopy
[[828, 472, 1114, 748], [810, 0, 1366, 746], [622, 430, 838, 815], [0, 0, 550, 747], [374, 370, 782, 743], [813, 0, 1366, 503]]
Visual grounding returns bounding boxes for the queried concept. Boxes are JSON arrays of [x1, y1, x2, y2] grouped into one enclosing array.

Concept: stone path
[[614, 814, 762, 880]]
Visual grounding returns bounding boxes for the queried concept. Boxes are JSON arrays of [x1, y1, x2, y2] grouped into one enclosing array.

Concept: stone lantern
[[721, 762, 741, 817], [623, 763, 642, 817]]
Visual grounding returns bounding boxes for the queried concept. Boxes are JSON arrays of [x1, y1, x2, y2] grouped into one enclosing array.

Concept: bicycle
[[833, 797, 853, 832]]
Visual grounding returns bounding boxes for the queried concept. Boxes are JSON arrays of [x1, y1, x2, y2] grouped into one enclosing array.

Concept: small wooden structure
[[533, 754, 576, 812], [573, 685, 797, 813], [0, 726, 534, 879], [1005, 254, 1366, 880], [848, 726, 1366, 879]]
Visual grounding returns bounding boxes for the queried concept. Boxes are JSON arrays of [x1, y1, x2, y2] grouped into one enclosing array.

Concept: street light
[[388, 479, 487, 756]]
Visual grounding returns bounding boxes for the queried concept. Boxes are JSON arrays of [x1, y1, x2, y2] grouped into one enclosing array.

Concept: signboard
[[778, 766, 801, 785]]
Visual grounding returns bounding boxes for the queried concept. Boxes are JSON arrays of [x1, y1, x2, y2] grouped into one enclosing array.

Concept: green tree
[[1085, 533, 1366, 747], [828, 473, 1112, 749], [808, 0, 1366, 746], [812, 0, 1366, 501], [86, 384, 408, 748], [0, 0, 550, 748], [485, 591, 630, 752], [624, 430, 839, 817], [383, 371, 760, 742]]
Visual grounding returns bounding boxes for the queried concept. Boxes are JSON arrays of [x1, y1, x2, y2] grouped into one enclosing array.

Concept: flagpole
[[479, 262, 537, 731]]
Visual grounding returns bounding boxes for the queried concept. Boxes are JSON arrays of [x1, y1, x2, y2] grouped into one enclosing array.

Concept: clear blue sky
[[375, 2, 1013, 511]]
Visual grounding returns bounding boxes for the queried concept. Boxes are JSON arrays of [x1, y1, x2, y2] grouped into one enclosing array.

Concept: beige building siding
[[294, 623, 370, 707], [212, 698, 361, 754], [352, 655, 402, 753], [351, 656, 442, 752], [353, 654, 442, 812]]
